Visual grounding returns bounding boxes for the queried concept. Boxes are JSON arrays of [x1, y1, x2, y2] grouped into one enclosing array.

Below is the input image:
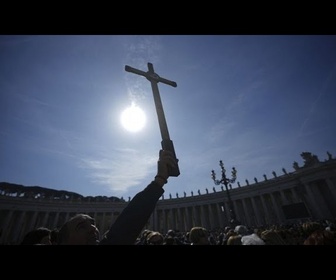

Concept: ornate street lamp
[[211, 160, 237, 226]]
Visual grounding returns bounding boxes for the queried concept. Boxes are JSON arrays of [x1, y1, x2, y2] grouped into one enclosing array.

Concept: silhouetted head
[[57, 214, 99, 245]]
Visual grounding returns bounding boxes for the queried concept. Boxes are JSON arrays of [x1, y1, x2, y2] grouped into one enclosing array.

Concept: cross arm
[[125, 64, 177, 88]]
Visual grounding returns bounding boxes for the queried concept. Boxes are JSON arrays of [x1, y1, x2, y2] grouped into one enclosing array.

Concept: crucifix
[[125, 62, 180, 176]]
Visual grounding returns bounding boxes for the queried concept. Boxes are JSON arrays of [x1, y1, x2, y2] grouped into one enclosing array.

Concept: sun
[[120, 103, 146, 132]]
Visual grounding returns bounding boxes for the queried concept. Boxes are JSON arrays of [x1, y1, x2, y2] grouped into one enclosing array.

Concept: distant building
[[1, 154, 336, 244]]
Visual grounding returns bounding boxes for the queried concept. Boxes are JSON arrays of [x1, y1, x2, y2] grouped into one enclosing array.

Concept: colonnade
[[1, 160, 336, 244]]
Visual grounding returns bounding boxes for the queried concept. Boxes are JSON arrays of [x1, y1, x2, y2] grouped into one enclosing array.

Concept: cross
[[125, 62, 180, 177]]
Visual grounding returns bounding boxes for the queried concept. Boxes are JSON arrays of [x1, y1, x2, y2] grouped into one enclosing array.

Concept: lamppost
[[211, 160, 237, 226]]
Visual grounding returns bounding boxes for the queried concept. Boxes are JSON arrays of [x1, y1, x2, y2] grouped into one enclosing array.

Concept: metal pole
[[211, 161, 238, 227], [223, 178, 236, 224]]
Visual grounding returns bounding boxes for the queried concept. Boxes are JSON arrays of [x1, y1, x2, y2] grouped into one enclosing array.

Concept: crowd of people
[[20, 219, 336, 245]]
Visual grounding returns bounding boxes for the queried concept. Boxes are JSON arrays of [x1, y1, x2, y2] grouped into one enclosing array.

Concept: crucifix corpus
[[125, 62, 180, 177]]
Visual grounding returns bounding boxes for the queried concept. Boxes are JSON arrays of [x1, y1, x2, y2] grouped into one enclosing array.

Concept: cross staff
[[125, 62, 180, 176]]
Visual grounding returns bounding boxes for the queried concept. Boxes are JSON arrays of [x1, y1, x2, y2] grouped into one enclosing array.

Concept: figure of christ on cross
[[125, 62, 180, 177]]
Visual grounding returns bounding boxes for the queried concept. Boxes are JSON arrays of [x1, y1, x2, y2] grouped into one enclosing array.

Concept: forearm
[[100, 181, 164, 245]]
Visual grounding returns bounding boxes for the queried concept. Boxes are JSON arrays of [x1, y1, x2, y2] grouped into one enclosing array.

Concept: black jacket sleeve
[[99, 181, 164, 245]]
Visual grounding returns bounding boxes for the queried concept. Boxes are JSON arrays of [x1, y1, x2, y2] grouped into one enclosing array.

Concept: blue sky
[[1, 35, 335, 200]]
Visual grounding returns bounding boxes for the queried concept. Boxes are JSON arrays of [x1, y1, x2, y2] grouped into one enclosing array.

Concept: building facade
[[1, 154, 336, 244]]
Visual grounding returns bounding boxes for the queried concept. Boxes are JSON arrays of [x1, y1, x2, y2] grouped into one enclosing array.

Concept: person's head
[[303, 230, 336, 245], [227, 235, 242, 245], [302, 222, 323, 237], [138, 229, 152, 245], [21, 227, 51, 245], [146, 231, 164, 245], [163, 236, 176, 245], [234, 225, 248, 236], [166, 229, 176, 238], [189, 227, 209, 245], [57, 214, 100, 245], [261, 229, 286, 245]]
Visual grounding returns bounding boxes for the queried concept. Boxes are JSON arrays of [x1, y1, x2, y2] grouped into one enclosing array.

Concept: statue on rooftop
[[301, 152, 319, 167]]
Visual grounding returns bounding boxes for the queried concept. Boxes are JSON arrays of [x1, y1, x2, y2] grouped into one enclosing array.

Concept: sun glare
[[120, 103, 146, 132]]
